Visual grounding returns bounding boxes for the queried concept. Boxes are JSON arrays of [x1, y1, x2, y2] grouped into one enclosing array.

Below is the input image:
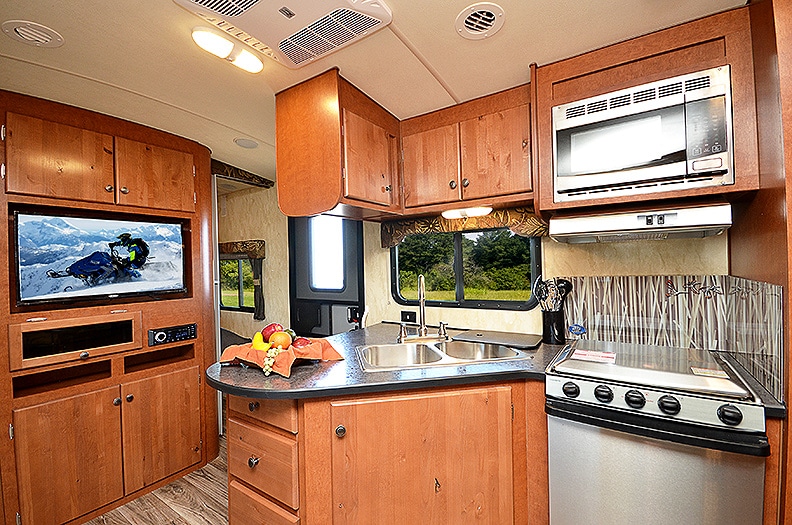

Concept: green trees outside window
[[219, 258, 254, 310]]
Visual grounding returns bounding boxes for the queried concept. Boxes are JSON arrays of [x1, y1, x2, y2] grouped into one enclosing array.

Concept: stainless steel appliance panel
[[548, 415, 765, 525]]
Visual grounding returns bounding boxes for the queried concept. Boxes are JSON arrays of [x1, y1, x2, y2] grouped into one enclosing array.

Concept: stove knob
[[562, 382, 580, 398], [658, 395, 681, 415], [594, 385, 614, 403], [717, 404, 743, 426], [624, 389, 646, 409]]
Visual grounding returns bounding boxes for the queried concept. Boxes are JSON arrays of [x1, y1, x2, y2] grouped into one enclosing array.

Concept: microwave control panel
[[148, 323, 197, 346]]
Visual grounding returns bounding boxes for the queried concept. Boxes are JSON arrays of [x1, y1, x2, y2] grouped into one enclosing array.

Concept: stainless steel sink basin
[[356, 339, 531, 371], [357, 343, 443, 369], [435, 341, 518, 360]]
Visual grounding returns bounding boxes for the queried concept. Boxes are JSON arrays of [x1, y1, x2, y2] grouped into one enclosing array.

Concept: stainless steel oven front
[[552, 66, 734, 203]]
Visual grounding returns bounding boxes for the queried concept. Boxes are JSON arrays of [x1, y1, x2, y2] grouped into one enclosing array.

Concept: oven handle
[[546, 397, 770, 457]]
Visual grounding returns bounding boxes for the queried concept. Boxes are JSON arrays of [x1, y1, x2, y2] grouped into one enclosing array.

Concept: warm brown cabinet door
[[5, 112, 115, 203], [114, 136, 195, 212], [330, 385, 514, 524], [460, 104, 531, 200], [13, 386, 124, 525], [402, 123, 461, 207], [121, 366, 202, 493], [343, 109, 396, 207]]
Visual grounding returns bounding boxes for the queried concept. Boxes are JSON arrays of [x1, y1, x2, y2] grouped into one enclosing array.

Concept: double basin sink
[[356, 340, 532, 372]]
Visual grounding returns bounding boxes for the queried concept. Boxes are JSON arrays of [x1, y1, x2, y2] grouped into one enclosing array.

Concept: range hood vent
[[549, 204, 732, 244], [174, 0, 392, 68]]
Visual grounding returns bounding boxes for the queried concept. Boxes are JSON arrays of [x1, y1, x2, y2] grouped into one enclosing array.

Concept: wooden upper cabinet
[[343, 109, 396, 207], [329, 385, 514, 523], [533, 7, 757, 211], [460, 104, 531, 200], [276, 69, 401, 218], [115, 137, 195, 212], [13, 386, 124, 525], [5, 112, 115, 203], [402, 123, 460, 207], [121, 366, 202, 493]]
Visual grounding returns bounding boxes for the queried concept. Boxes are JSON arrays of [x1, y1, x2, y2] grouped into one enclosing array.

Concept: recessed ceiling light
[[455, 3, 505, 41], [2, 20, 64, 48], [234, 138, 259, 149]]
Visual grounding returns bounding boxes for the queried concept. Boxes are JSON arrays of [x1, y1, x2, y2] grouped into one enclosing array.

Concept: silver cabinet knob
[[79, 351, 90, 360], [335, 424, 347, 438], [120, 186, 130, 194], [461, 178, 470, 188], [113, 397, 122, 406], [449, 180, 457, 189], [384, 185, 392, 192], [126, 394, 134, 402], [248, 456, 260, 468], [104, 185, 114, 193], [248, 401, 260, 412]]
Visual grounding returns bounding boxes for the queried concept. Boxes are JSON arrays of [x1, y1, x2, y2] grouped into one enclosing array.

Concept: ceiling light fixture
[[441, 206, 493, 220], [191, 27, 263, 73]]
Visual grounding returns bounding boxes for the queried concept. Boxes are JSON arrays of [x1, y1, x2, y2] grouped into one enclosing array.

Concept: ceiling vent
[[173, 0, 392, 68], [2, 20, 64, 48], [455, 3, 505, 40]]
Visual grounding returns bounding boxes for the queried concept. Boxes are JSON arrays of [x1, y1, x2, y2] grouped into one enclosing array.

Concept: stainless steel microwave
[[552, 66, 734, 203]]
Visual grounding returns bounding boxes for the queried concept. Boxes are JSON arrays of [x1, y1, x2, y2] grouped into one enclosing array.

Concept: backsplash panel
[[565, 275, 784, 400]]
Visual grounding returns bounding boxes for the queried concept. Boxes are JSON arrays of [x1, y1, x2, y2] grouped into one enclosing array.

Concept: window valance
[[380, 207, 548, 248], [219, 240, 266, 260]]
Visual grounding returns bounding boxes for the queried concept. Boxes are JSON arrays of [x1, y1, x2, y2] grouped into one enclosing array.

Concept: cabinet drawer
[[229, 479, 299, 525], [228, 396, 298, 433], [228, 418, 299, 509]]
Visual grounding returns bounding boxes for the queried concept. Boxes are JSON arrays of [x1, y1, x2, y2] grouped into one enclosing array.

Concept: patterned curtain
[[380, 207, 548, 248]]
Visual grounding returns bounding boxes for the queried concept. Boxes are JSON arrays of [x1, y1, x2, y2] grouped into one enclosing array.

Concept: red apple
[[260, 322, 284, 342], [292, 337, 312, 348]]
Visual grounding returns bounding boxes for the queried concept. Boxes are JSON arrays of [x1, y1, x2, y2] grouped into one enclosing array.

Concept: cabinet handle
[[104, 185, 114, 193], [335, 424, 347, 438], [248, 456, 260, 469], [126, 394, 134, 403], [461, 178, 470, 188], [113, 397, 122, 406], [248, 401, 260, 412], [384, 185, 392, 192], [120, 186, 130, 194], [449, 180, 457, 189], [522, 139, 529, 149], [79, 351, 90, 360]]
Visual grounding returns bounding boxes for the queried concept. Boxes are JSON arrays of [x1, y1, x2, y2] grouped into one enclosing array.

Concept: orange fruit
[[268, 331, 293, 349]]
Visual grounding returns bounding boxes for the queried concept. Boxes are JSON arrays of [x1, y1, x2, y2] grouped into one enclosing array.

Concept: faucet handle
[[437, 321, 448, 339], [398, 322, 409, 343]]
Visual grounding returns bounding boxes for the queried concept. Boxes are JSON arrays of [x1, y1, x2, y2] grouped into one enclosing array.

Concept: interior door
[[289, 216, 364, 337]]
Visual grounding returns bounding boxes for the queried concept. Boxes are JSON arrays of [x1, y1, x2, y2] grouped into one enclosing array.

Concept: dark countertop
[[206, 322, 562, 399]]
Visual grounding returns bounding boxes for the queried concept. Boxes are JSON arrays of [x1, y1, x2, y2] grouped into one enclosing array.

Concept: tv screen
[[15, 212, 186, 306]]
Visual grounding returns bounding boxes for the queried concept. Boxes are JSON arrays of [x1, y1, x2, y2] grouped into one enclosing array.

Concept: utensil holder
[[542, 310, 566, 345]]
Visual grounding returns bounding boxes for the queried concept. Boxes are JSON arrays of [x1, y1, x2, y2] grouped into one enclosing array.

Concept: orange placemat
[[219, 338, 343, 378]]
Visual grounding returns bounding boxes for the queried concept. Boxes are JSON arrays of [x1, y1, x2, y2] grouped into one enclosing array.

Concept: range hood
[[548, 203, 732, 244]]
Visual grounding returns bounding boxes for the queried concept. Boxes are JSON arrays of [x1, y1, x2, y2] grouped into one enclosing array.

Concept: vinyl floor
[[85, 436, 228, 525]]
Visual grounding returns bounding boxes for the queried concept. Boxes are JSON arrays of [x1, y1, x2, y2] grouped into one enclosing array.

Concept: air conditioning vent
[[685, 76, 711, 92], [587, 100, 608, 113], [633, 89, 656, 103], [566, 105, 586, 119], [609, 94, 631, 109], [174, 0, 392, 68], [189, 0, 261, 17], [658, 82, 683, 97]]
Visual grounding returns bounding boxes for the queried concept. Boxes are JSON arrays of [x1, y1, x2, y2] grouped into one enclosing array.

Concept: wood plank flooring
[[86, 436, 228, 525]]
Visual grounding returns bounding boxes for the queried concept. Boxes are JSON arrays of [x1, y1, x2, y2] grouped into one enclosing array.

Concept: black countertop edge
[[722, 353, 786, 420], [205, 362, 544, 400]]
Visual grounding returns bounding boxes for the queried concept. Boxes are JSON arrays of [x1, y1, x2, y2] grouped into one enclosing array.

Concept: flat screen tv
[[14, 211, 187, 306]]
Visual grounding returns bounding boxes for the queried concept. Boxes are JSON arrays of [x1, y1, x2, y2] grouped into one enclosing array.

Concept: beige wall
[[363, 221, 729, 334], [217, 184, 290, 339]]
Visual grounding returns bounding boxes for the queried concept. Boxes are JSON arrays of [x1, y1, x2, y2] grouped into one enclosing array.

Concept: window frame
[[219, 254, 255, 313], [390, 229, 542, 311]]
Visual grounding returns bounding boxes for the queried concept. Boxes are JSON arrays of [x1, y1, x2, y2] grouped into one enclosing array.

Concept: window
[[391, 228, 541, 310], [219, 256, 255, 312], [309, 215, 345, 291]]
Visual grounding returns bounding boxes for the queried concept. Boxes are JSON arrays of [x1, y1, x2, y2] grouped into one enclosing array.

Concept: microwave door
[[555, 105, 687, 194]]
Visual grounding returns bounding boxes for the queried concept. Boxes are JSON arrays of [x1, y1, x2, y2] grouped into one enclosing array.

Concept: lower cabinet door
[[121, 366, 202, 493], [329, 386, 515, 524], [13, 386, 124, 525], [229, 479, 300, 525]]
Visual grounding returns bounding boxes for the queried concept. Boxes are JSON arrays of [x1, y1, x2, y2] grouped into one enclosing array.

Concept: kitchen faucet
[[398, 274, 448, 343]]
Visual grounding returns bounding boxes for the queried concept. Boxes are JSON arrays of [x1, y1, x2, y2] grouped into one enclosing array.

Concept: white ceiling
[[0, 0, 744, 186]]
